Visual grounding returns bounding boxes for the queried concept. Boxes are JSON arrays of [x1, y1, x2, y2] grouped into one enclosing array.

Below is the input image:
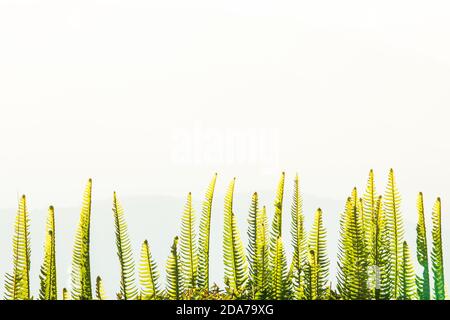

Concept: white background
[[0, 0, 449, 297]]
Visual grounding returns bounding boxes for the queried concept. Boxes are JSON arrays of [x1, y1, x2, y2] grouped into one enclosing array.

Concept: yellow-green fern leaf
[[197, 173, 217, 290], [179, 192, 198, 290], [39, 206, 57, 300], [71, 179, 93, 300], [5, 195, 31, 300], [166, 236, 182, 300], [337, 196, 369, 300], [139, 240, 160, 299], [270, 173, 285, 258], [308, 208, 329, 299], [363, 170, 378, 256], [303, 250, 319, 300], [223, 178, 248, 296], [383, 169, 404, 299], [398, 241, 417, 300], [247, 192, 259, 295], [272, 237, 289, 300], [95, 276, 108, 300], [62, 288, 70, 300], [431, 197, 445, 300], [255, 206, 270, 300], [290, 174, 307, 299], [113, 192, 138, 300], [416, 192, 430, 300]]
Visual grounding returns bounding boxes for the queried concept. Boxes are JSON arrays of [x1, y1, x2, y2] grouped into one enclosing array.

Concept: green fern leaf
[[416, 192, 430, 300], [5, 195, 31, 300], [337, 195, 370, 300], [272, 237, 289, 300], [197, 173, 217, 290], [166, 236, 182, 300], [255, 206, 271, 300], [223, 178, 248, 297], [247, 192, 259, 296], [398, 241, 416, 300], [290, 174, 307, 299], [95, 276, 108, 300], [71, 179, 93, 300], [113, 192, 138, 300], [308, 208, 329, 299], [383, 169, 404, 299], [179, 192, 198, 290], [139, 240, 161, 299], [431, 197, 445, 300], [39, 206, 57, 300]]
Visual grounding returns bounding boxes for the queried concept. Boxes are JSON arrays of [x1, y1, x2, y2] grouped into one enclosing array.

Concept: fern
[[272, 237, 290, 300], [5, 195, 31, 300], [39, 206, 57, 300], [197, 173, 217, 290], [416, 192, 430, 300], [431, 197, 445, 300], [337, 195, 369, 300], [303, 250, 319, 300], [166, 236, 182, 300], [308, 208, 329, 299], [179, 192, 198, 290], [71, 179, 93, 300], [398, 241, 416, 300], [255, 206, 271, 300], [113, 192, 138, 300], [62, 288, 70, 300], [290, 174, 306, 299], [270, 173, 285, 258], [371, 196, 391, 300], [363, 170, 377, 260], [139, 240, 160, 299], [223, 178, 248, 297], [95, 276, 108, 300], [247, 192, 259, 296], [383, 169, 404, 299]]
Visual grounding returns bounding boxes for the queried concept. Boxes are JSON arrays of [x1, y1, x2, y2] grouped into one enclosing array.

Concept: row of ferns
[[4, 170, 446, 300]]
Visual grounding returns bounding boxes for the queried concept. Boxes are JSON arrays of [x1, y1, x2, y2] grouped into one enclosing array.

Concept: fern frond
[[337, 196, 369, 300], [383, 169, 404, 299], [270, 173, 285, 257], [197, 173, 217, 290], [95, 276, 108, 300], [247, 192, 259, 295], [71, 179, 93, 300], [431, 197, 445, 300], [179, 192, 198, 290], [290, 174, 307, 299], [62, 288, 70, 300], [370, 196, 391, 300], [398, 241, 416, 300], [139, 240, 160, 299], [113, 192, 138, 300], [255, 206, 271, 300], [166, 236, 182, 300], [308, 208, 329, 299], [223, 178, 248, 296], [416, 192, 430, 300], [39, 206, 57, 300], [303, 250, 319, 300], [5, 195, 31, 300], [272, 237, 289, 300], [363, 170, 378, 252]]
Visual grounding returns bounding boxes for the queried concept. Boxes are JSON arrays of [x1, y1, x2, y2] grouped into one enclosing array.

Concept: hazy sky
[[0, 0, 449, 295]]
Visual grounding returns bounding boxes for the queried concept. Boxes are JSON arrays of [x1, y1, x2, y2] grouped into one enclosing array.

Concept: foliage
[[0, 170, 447, 300]]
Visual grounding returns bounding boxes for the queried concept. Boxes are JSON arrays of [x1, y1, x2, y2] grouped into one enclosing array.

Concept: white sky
[[0, 0, 449, 295]]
